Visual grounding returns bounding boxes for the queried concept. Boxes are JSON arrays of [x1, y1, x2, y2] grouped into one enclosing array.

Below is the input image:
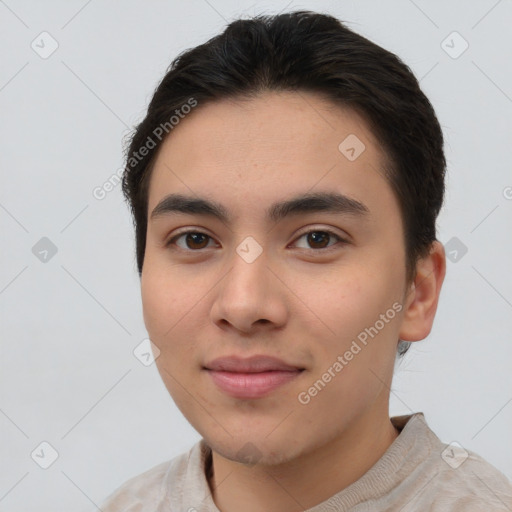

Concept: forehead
[[152, 91, 383, 167], [146, 91, 398, 228]]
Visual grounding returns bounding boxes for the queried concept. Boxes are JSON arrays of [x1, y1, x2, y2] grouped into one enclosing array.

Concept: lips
[[204, 355, 305, 399], [204, 355, 304, 373]]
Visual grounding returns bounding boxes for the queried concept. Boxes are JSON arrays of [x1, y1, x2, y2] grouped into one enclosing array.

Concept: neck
[[207, 409, 400, 512]]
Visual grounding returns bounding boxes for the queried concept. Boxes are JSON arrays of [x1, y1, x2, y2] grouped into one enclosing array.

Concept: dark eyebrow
[[150, 191, 370, 224]]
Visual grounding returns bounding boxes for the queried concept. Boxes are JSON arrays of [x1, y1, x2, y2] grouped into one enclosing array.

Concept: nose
[[210, 246, 288, 334]]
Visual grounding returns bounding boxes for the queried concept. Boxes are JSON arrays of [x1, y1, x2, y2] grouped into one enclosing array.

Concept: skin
[[141, 91, 446, 511]]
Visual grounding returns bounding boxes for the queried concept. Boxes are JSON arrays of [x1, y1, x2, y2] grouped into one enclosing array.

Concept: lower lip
[[206, 369, 303, 399]]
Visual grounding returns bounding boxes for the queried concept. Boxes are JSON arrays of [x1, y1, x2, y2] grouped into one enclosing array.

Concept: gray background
[[1, 0, 511, 510]]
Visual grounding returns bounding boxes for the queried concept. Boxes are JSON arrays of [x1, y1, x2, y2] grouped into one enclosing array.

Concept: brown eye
[[293, 229, 347, 251], [184, 232, 210, 249], [306, 231, 331, 249], [167, 231, 214, 250]]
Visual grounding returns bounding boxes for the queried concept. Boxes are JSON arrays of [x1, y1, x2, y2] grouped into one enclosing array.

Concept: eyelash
[[165, 227, 349, 254]]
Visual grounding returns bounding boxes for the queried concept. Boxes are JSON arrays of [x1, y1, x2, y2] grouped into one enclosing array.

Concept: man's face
[[141, 91, 414, 465]]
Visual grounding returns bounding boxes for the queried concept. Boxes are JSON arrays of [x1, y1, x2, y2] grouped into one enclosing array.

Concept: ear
[[399, 240, 446, 342]]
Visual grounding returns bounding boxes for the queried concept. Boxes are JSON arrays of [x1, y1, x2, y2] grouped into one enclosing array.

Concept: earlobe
[[398, 241, 446, 342]]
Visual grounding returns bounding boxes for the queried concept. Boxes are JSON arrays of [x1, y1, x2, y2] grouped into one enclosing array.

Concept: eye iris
[[186, 233, 209, 249], [307, 231, 330, 249]]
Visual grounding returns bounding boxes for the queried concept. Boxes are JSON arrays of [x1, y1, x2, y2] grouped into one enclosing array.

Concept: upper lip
[[204, 355, 304, 373]]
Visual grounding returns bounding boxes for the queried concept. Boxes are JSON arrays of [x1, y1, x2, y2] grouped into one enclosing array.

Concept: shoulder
[[96, 446, 194, 512], [420, 444, 512, 511], [388, 413, 512, 511]]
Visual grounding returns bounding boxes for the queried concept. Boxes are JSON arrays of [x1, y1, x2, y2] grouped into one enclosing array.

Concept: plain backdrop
[[0, 1, 511, 510]]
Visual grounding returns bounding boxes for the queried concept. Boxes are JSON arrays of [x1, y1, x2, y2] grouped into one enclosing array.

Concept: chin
[[202, 428, 304, 467]]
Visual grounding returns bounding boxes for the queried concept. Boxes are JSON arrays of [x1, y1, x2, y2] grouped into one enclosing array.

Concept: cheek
[[141, 265, 209, 387], [141, 263, 199, 335], [141, 274, 171, 340], [294, 356, 386, 443], [297, 265, 402, 372], [292, 266, 376, 344], [142, 269, 202, 402]]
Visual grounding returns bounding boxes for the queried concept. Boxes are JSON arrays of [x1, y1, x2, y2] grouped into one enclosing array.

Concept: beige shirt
[[97, 412, 512, 511]]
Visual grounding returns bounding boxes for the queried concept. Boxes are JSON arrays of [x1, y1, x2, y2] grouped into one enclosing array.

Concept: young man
[[98, 10, 512, 511]]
